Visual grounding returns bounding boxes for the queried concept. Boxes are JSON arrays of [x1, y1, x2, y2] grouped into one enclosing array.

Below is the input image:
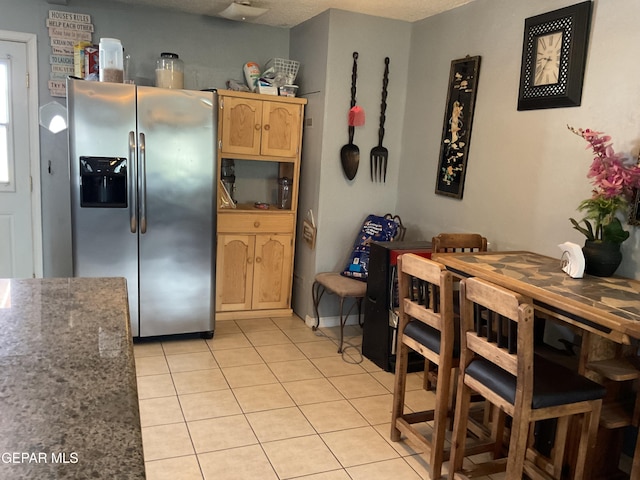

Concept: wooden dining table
[[431, 250, 640, 479], [431, 250, 640, 345]]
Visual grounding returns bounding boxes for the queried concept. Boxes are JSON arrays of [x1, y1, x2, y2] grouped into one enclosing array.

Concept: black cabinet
[[362, 240, 432, 372]]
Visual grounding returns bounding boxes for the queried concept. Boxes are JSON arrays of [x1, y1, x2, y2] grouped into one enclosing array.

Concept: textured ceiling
[[104, 0, 477, 28]]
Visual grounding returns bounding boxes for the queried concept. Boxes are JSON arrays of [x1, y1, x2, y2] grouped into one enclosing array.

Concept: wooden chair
[[581, 334, 640, 478], [449, 277, 606, 480], [312, 214, 405, 353], [424, 232, 487, 390], [390, 254, 456, 480], [432, 232, 487, 254]]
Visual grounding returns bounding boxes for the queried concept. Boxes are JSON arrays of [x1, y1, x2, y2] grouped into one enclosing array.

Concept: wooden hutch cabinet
[[215, 89, 306, 320]]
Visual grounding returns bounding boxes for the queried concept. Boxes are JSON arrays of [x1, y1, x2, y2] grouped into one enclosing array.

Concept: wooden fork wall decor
[[370, 57, 389, 182]]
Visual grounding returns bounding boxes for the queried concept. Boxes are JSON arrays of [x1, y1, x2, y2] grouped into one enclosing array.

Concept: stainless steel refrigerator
[[67, 79, 216, 338]]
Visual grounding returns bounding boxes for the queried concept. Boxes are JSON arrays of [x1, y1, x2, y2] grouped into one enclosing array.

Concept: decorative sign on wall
[[435, 55, 481, 199], [46, 10, 93, 97]]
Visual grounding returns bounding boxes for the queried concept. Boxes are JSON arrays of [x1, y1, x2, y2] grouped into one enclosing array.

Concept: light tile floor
[[135, 315, 505, 480]]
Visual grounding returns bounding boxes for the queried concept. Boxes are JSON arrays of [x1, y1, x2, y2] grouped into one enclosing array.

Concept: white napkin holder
[[558, 241, 585, 278]]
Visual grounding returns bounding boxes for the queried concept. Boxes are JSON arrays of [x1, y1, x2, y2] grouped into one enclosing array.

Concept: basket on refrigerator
[[263, 58, 300, 86]]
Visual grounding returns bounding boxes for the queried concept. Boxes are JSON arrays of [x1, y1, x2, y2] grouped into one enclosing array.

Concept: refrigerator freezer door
[[68, 80, 141, 336], [136, 87, 215, 337]]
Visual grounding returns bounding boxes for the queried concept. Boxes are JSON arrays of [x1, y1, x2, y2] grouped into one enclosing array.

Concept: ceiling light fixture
[[218, 1, 268, 21]]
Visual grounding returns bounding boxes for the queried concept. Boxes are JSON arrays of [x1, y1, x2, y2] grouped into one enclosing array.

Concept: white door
[[0, 36, 38, 278]]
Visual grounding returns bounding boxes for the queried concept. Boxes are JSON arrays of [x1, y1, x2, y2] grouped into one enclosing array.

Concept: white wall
[[398, 0, 640, 279], [291, 10, 412, 321], [1, 0, 290, 276], [319, 11, 411, 271], [290, 12, 330, 318], [7, 0, 640, 313]]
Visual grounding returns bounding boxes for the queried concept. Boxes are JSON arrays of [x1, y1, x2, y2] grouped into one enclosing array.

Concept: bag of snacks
[[341, 214, 398, 280]]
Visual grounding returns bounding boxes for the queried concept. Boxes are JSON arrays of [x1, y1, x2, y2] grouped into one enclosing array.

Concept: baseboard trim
[[216, 308, 293, 321], [304, 314, 361, 329]]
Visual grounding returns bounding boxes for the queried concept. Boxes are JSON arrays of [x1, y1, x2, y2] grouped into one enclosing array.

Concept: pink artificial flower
[[568, 125, 640, 243], [571, 126, 640, 199]]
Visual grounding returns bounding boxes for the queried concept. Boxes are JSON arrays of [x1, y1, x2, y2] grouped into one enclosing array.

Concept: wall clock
[[517, 1, 592, 110]]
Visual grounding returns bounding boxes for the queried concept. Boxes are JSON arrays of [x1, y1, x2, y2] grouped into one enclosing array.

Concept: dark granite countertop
[[0, 277, 145, 479]]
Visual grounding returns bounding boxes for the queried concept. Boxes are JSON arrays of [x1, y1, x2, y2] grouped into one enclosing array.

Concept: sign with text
[[47, 10, 93, 97], [48, 10, 91, 23]]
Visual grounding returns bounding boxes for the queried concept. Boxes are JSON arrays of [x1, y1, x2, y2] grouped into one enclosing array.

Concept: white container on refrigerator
[[67, 79, 217, 338]]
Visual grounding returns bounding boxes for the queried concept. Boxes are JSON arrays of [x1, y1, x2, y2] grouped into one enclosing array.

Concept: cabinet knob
[[247, 257, 253, 264], [255, 256, 262, 263], [264, 124, 270, 131], [254, 221, 260, 228], [255, 124, 261, 131]]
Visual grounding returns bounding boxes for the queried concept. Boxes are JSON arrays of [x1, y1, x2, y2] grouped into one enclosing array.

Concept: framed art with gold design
[[629, 188, 640, 226], [517, 1, 592, 110], [435, 55, 481, 199]]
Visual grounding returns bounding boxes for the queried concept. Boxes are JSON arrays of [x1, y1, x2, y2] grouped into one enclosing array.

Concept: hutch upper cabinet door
[[260, 101, 301, 158], [220, 96, 301, 158]]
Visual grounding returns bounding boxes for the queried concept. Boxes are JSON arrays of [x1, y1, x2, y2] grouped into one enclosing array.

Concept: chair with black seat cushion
[[449, 277, 606, 480], [390, 254, 456, 480], [312, 214, 405, 353], [423, 232, 487, 391]]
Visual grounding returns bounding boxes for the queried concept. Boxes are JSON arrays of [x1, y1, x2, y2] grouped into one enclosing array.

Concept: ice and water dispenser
[[79, 156, 127, 207]]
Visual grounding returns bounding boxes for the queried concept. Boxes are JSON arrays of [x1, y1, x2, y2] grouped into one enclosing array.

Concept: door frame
[[0, 30, 42, 277]]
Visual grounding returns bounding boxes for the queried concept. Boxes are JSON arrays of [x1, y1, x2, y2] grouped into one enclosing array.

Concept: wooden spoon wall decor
[[340, 52, 360, 180]]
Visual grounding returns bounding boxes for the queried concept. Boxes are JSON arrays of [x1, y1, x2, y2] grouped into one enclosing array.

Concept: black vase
[[582, 240, 623, 277]]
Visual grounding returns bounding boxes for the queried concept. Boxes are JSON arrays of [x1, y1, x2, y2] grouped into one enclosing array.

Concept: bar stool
[[449, 277, 606, 479], [390, 254, 456, 480], [424, 232, 487, 391]]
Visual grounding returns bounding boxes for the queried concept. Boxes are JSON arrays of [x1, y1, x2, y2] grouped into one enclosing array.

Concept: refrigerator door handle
[[128, 131, 137, 233], [139, 132, 147, 234]]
